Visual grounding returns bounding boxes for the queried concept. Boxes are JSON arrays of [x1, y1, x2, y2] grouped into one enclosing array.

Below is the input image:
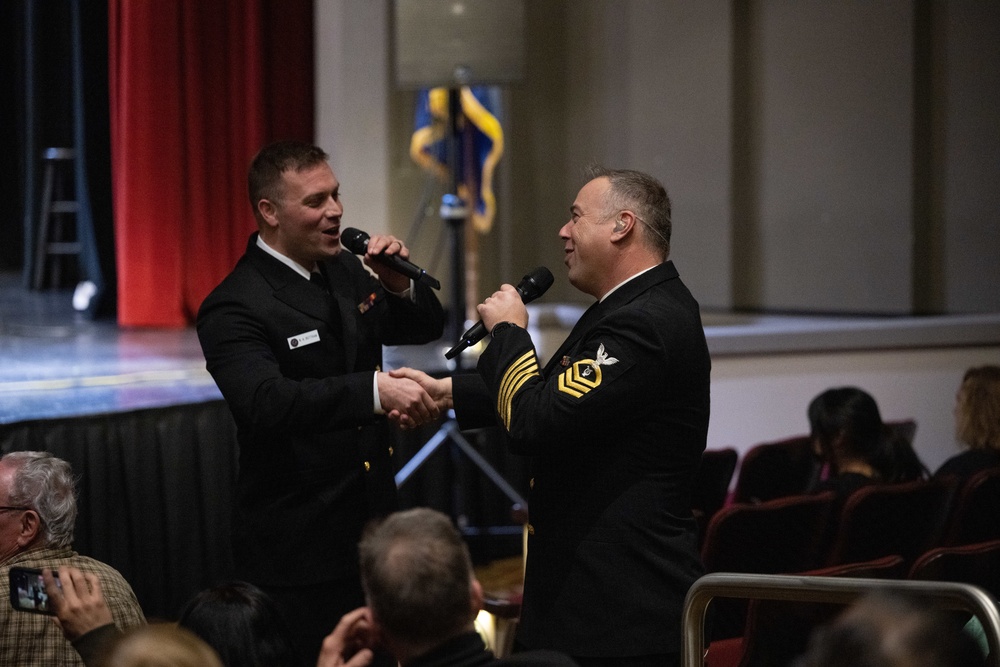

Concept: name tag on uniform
[[288, 329, 320, 349]]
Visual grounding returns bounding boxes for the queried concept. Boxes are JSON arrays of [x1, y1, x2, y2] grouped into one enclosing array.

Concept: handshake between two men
[[380, 281, 531, 430]]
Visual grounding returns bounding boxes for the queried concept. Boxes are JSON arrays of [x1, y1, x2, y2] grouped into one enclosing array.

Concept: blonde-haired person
[[105, 625, 223, 667], [934, 365, 1000, 479]]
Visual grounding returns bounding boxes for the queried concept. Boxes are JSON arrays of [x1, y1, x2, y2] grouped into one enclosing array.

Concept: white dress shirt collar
[[600, 265, 657, 303], [256, 235, 313, 280]]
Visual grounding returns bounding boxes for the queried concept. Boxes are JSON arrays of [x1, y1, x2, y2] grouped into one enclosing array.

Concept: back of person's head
[[106, 624, 224, 667], [793, 590, 984, 667], [0, 451, 77, 548], [247, 140, 329, 221], [584, 164, 672, 259], [955, 365, 1000, 451], [177, 581, 301, 667], [807, 388, 926, 483], [359, 507, 477, 649], [808, 388, 883, 463]]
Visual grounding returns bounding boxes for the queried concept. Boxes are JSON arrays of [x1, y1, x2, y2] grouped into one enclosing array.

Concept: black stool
[[32, 147, 81, 289]]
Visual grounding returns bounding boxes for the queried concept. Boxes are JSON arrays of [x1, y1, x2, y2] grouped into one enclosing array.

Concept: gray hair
[[585, 164, 672, 258], [2, 451, 78, 548], [359, 508, 473, 646]]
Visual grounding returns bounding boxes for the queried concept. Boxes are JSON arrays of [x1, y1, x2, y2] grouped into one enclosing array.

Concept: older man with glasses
[[0, 451, 146, 665]]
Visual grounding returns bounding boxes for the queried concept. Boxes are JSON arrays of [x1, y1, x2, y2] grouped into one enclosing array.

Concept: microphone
[[445, 266, 554, 360], [340, 227, 441, 290]]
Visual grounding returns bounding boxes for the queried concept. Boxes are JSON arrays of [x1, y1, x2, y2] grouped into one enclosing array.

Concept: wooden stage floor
[[0, 273, 220, 425]]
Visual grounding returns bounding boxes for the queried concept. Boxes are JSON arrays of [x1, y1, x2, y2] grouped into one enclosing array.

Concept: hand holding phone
[[43, 566, 115, 641]]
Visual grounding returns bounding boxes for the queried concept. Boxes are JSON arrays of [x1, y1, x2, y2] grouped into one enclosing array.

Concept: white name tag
[[288, 329, 320, 350]]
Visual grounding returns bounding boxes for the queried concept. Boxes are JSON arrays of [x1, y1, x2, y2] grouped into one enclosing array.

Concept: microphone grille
[[520, 266, 554, 303], [340, 227, 369, 254]]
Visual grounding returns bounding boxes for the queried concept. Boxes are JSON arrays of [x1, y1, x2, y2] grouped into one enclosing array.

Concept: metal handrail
[[682, 572, 1000, 667]]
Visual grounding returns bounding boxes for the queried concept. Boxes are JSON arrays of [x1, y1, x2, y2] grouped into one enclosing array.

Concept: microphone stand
[[397, 86, 527, 544], [441, 187, 468, 371]]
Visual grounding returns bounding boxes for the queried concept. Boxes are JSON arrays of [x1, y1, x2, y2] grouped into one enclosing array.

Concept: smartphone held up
[[9, 566, 59, 615]]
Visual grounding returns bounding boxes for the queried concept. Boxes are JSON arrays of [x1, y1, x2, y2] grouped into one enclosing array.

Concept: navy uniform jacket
[[196, 234, 445, 585], [453, 261, 710, 657]]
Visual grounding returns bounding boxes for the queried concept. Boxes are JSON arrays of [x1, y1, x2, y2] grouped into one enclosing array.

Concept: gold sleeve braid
[[497, 350, 539, 431]]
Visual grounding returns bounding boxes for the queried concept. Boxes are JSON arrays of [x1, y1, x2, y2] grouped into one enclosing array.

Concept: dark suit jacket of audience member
[[405, 632, 579, 667], [934, 449, 1000, 480], [809, 472, 876, 501]]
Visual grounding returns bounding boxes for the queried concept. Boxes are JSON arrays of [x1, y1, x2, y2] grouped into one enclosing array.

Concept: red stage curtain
[[109, 1, 313, 327]]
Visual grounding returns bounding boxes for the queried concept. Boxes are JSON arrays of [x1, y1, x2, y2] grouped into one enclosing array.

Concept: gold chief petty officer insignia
[[557, 343, 618, 398]]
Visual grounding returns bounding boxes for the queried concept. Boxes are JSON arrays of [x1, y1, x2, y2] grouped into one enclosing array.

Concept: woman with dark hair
[[934, 365, 1000, 479], [177, 581, 303, 667], [807, 387, 927, 498]]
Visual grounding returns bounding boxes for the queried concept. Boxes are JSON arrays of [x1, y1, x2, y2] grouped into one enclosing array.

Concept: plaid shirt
[[0, 546, 146, 666]]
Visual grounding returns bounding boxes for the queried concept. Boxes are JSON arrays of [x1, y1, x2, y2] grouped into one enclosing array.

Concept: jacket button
[[364, 461, 371, 472], [529, 478, 535, 489], [527, 523, 535, 535], [388, 446, 394, 457]]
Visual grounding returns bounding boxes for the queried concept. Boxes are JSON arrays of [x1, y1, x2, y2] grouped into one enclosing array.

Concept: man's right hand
[[377, 373, 440, 427], [389, 368, 453, 417], [317, 607, 376, 667], [387, 369, 453, 429]]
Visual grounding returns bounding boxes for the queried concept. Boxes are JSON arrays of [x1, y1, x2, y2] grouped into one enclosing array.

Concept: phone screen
[[8, 567, 58, 615]]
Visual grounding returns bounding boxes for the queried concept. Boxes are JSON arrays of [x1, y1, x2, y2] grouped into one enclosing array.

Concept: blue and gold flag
[[410, 86, 504, 234]]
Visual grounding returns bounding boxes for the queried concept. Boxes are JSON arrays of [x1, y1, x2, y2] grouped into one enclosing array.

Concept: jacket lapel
[[246, 238, 347, 339], [543, 299, 603, 376], [542, 262, 680, 376]]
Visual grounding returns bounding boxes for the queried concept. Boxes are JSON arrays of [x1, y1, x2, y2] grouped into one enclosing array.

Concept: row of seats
[[700, 467, 1000, 575], [692, 440, 1000, 644], [704, 538, 1000, 666], [692, 419, 919, 527]]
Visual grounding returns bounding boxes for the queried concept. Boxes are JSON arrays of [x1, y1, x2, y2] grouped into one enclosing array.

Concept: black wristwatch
[[490, 322, 520, 337]]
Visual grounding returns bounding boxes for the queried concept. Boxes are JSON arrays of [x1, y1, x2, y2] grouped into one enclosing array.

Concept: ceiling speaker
[[394, 0, 525, 88]]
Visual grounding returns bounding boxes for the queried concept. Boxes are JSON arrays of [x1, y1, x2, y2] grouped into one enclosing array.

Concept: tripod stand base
[[395, 417, 526, 510]]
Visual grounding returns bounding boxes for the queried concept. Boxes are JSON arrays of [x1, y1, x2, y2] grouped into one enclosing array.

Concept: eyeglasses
[[0, 506, 30, 513]]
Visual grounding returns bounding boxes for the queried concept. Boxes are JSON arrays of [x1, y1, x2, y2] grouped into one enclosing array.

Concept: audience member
[[792, 589, 985, 667], [177, 581, 303, 667], [105, 624, 224, 667], [0, 451, 146, 665], [935, 365, 1000, 479], [806, 388, 927, 498], [317, 507, 577, 667]]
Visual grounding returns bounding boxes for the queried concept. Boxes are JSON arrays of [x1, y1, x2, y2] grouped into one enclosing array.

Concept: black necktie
[[310, 270, 341, 331], [310, 271, 329, 293]]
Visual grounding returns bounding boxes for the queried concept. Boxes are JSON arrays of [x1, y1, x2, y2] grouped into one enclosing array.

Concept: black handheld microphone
[[340, 227, 441, 290], [445, 266, 554, 360]]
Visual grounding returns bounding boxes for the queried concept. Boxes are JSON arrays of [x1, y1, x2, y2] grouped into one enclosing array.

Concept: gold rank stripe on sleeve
[[498, 350, 539, 430], [557, 359, 603, 398]]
